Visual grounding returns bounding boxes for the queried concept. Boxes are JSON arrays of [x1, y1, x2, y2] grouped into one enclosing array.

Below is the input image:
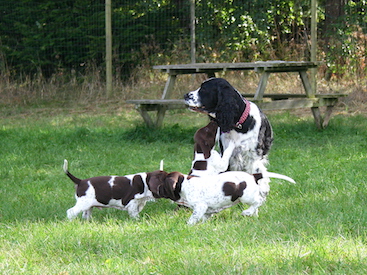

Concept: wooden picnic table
[[126, 61, 346, 129]]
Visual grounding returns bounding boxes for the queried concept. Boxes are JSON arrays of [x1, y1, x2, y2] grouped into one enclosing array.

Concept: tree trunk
[[324, 0, 347, 37], [323, 0, 347, 80]]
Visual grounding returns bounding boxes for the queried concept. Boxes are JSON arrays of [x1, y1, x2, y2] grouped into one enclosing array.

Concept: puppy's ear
[[202, 140, 212, 159], [162, 172, 184, 201], [253, 173, 263, 184], [195, 137, 212, 159], [194, 123, 217, 159], [146, 170, 168, 198], [216, 82, 239, 132]]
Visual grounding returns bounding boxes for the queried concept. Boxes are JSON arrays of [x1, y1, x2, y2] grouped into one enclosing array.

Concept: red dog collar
[[235, 99, 250, 129]]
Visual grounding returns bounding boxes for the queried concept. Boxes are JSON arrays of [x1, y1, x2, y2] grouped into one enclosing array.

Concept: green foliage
[[0, 0, 366, 78], [0, 0, 105, 77], [323, 0, 367, 77], [0, 0, 190, 78], [112, 0, 190, 72], [195, 0, 311, 61]]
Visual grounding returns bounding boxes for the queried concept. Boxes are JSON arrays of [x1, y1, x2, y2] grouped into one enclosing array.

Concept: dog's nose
[[184, 93, 190, 100]]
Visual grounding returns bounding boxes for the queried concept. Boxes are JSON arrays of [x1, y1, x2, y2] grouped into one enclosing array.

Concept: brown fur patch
[[193, 160, 208, 171], [113, 175, 145, 205], [146, 170, 169, 198], [76, 181, 89, 197], [194, 121, 218, 159], [87, 176, 113, 204], [83, 175, 145, 206], [222, 181, 247, 202]]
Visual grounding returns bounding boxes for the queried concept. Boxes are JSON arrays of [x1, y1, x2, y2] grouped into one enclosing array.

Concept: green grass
[[1, 107, 367, 274]]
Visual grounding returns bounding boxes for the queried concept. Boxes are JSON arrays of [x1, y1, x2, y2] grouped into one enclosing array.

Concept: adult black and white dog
[[184, 78, 273, 195]]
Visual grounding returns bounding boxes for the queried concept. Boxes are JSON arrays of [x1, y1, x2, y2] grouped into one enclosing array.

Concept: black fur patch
[[253, 173, 263, 184]]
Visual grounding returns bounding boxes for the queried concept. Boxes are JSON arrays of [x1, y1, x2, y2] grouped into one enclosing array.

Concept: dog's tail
[[63, 159, 82, 185], [265, 172, 296, 184], [253, 172, 296, 184], [160, 159, 164, 171]]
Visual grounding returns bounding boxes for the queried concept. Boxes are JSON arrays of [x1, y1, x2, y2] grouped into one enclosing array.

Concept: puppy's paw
[[241, 208, 259, 217]]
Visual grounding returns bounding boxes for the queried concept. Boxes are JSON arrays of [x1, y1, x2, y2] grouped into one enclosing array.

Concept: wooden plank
[[126, 96, 341, 112], [126, 99, 185, 105], [126, 94, 344, 128], [153, 61, 319, 75], [153, 61, 319, 70], [262, 66, 308, 72], [243, 93, 347, 99], [127, 94, 346, 105], [126, 99, 186, 112], [258, 98, 318, 110]]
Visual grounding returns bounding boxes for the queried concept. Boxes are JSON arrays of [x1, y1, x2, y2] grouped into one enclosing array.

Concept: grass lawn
[[1, 106, 367, 274]]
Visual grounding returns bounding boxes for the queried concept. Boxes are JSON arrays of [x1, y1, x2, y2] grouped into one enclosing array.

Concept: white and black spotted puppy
[[151, 170, 295, 225], [63, 159, 182, 220], [189, 120, 238, 177]]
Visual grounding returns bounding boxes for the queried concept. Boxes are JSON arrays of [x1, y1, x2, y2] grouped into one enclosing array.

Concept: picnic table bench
[[126, 61, 346, 129]]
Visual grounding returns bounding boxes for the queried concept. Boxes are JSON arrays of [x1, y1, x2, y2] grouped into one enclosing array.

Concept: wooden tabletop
[[153, 61, 319, 74]]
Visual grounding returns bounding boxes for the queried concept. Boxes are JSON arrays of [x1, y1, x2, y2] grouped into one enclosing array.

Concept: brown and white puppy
[[63, 159, 182, 220], [189, 120, 237, 177], [150, 170, 295, 225]]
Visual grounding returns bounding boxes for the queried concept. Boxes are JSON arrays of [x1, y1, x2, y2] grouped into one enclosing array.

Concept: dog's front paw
[[67, 208, 77, 220], [241, 208, 259, 217], [187, 217, 198, 225]]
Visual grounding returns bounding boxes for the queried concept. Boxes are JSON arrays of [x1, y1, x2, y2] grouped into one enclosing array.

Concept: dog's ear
[[253, 173, 263, 184], [161, 172, 184, 201], [202, 140, 212, 159], [216, 82, 240, 132], [195, 137, 212, 159], [194, 122, 217, 159], [146, 170, 168, 198]]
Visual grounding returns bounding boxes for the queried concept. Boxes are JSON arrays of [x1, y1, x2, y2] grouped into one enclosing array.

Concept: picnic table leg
[[322, 106, 334, 128], [137, 106, 155, 128], [311, 106, 334, 129], [254, 71, 270, 100], [300, 70, 324, 129], [161, 75, 177, 99], [311, 107, 323, 129], [299, 70, 313, 97], [136, 105, 167, 128], [155, 106, 167, 128]]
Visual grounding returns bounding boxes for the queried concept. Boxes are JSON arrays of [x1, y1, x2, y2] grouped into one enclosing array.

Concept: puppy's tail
[[254, 172, 296, 184], [63, 159, 82, 185], [160, 159, 164, 171], [265, 172, 296, 184]]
